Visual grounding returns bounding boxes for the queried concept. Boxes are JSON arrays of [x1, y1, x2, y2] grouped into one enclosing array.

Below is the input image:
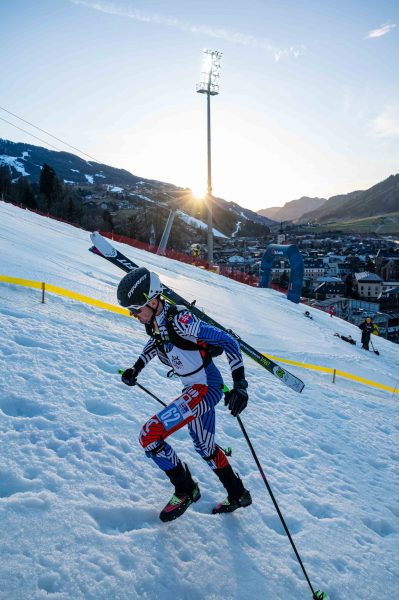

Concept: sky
[[1, 201, 399, 599], [1, 0, 399, 211]]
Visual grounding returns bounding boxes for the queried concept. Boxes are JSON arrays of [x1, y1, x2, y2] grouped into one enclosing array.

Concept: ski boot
[[212, 465, 252, 514], [160, 463, 201, 523]]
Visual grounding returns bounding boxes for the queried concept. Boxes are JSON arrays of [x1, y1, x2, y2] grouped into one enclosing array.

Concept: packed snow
[[176, 210, 227, 238], [0, 154, 30, 177], [133, 194, 155, 203], [125, 193, 227, 238], [85, 175, 94, 184], [0, 201, 398, 600]]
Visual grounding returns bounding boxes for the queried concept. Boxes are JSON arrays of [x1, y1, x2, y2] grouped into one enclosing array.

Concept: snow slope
[[0, 201, 398, 600]]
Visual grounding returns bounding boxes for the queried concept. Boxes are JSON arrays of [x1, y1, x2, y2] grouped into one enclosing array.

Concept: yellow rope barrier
[[1, 275, 398, 395], [0, 275, 129, 317]]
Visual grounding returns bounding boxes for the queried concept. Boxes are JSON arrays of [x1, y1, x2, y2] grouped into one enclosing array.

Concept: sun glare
[[190, 186, 206, 200]]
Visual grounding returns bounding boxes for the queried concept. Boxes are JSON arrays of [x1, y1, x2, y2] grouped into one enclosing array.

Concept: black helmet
[[117, 267, 163, 308]]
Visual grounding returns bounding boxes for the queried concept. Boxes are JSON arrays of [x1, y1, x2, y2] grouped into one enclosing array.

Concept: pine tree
[[39, 163, 58, 210], [12, 177, 37, 209], [0, 166, 12, 200]]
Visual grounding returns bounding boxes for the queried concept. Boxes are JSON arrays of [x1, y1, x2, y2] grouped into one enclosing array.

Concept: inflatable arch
[[259, 244, 304, 304]]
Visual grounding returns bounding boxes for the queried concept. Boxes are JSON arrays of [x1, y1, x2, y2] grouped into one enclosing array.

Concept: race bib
[[158, 396, 193, 430]]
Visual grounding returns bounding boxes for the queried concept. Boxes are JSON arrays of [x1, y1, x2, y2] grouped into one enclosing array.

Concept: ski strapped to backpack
[[89, 232, 305, 393], [171, 305, 223, 355]]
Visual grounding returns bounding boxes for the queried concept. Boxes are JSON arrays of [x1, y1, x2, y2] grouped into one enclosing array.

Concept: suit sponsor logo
[[139, 417, 161, 445], [170, 354, 184, 370]]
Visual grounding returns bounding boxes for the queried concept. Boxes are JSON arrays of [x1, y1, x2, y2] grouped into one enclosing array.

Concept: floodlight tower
[[196, 49, 222, 265]]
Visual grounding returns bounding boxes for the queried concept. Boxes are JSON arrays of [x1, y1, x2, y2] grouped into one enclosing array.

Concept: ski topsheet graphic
[[89, 232, 305, 393]]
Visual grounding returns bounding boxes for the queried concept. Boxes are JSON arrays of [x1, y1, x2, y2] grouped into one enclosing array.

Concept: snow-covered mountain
[[0, 201, 398, 600], [0, 139, 275, 238], [0, 138, 145, 187]]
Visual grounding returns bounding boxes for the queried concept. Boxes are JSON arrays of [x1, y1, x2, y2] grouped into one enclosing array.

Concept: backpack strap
[[146, 304, 223, 374], [165, 305, 203, 351]]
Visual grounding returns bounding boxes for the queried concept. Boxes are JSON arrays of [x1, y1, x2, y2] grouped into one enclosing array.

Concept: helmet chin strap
[[147, 297, 162, 327]]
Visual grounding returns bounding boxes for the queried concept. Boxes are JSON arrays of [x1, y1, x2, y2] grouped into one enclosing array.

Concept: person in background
[[359, 317, 374, 350], [329, 305, 335, 318], [334, 333, 356, 345]]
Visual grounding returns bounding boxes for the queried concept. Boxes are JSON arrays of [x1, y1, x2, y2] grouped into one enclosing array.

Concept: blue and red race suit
[[134, 305, 245, 472]]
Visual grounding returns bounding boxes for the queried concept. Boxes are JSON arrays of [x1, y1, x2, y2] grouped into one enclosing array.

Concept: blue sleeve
[[171, 310, 245, 381]]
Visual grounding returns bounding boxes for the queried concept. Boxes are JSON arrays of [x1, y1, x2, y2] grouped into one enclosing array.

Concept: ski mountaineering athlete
[[117, 267, 252, 522]]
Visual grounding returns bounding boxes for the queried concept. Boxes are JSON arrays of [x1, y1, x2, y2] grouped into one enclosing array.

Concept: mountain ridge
[[258, 196, 327, 222], [0, 138, 275, 238], [299, 175, 399, 223], [257, 174, 399, 224]]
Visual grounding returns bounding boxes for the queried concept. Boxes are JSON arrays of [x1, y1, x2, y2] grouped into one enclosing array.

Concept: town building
[[354, 272, 383, 300]]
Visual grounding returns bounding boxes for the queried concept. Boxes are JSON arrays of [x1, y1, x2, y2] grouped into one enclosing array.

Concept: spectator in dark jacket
[[359, 317, 373, 350]]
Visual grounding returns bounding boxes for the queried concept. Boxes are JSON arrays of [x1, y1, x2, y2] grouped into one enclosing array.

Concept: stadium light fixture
[[196, 49, 222, 264]]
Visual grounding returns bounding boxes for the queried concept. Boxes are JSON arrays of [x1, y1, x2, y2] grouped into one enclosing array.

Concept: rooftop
[[355, 272, 383, 283]]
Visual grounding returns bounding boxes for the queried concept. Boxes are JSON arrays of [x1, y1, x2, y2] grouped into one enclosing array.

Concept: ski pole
[[370, 338, 380, 356], [223, 385, 327, 600], [118, 370, 167, 407], [119, 372, 327, 598]]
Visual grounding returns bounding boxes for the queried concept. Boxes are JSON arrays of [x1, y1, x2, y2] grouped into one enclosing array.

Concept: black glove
[[121, 367, 138, 386], [224, 379, 248, 417]]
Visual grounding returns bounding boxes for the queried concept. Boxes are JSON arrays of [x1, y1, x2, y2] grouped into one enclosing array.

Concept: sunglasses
[[127, 303, 148, 316]]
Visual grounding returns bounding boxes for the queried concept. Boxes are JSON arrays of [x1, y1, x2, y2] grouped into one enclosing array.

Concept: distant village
[[65, 185, 399, 345], [212, 228, 399, 345]]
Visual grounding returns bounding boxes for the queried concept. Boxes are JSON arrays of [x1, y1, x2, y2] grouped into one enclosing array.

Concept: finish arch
[[259, 244, 304, 304]]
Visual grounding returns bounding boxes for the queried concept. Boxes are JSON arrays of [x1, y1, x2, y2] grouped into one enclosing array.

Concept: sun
[[190, 185, 206, 200]]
